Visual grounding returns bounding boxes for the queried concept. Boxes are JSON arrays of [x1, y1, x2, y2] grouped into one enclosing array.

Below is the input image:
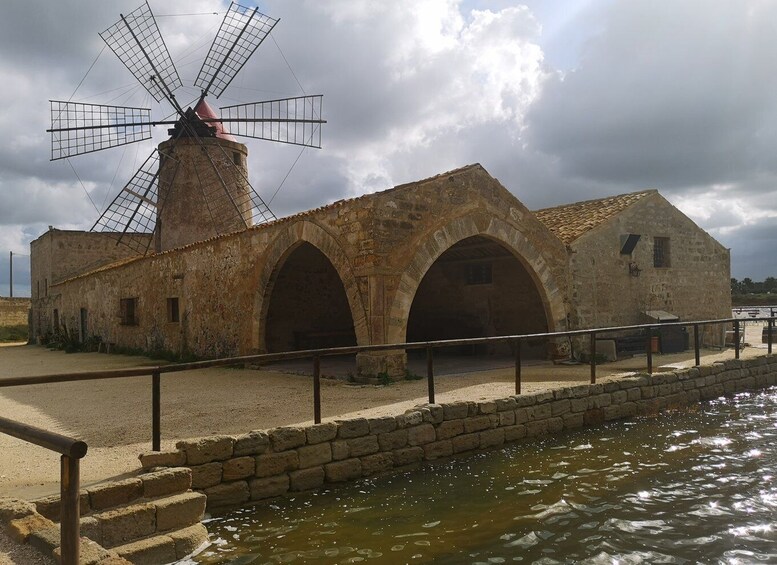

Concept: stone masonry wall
[[0, 297, 29, 327], [140, 355, 777, 511], [569, 192, 731, 344]]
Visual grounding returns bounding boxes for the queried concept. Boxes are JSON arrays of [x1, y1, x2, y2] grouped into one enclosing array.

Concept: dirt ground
[[0, 322, 770, 501]]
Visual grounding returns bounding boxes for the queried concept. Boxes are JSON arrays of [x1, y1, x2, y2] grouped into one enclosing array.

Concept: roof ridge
[[534, 189, 657, 214]]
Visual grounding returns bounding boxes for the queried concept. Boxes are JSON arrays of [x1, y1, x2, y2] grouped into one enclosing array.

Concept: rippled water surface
[[193, 388, 777, 564]]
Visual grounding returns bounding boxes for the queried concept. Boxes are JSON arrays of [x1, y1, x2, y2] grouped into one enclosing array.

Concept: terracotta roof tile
[[534, 190, 656, 245]]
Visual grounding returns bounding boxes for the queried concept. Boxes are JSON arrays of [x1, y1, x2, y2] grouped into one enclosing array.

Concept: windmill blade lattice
[[221, 95, 324, 148], [99, 1, 182, 104], [49, 100, 152, 160], [195, 2, 278, 98], [91, 149, 178, 255]]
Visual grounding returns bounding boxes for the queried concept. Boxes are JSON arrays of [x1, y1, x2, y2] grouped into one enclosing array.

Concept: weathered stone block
[[570, 398, 588, 413], [7, 514, 55, 543], [0, 498, 36, 521], [514, 408, 528, 424], [442, 402, 469, 420], [155, 492, 206, 532], [223, 456, 256, 481], [169, 523, 209, 560], [28, 524, 61, 554], [423, 404, 445, 424], [138, 450, 186, 469], [325, 459, 362, 482], [348, 435, 379, 457], [366, 416, 397, 436], [190, 462, 222, 489], [396, 411, 424, 428], [588, 393, 612, 409], [98, 503, 156, 548], [435, 419, 464, 440], [479, 429, 505, 449], [89, 478, 144, 511], [55, 538, 116, 565], [337, 418, 370, 439], [361, 452, 395, 475], [498, 410, 516, 426], [393, 447, 424, 466], [452, 433, 480, 453], [513, 395, 537, 407], [233, 430, 270, 456], [177, 436, 234, 465], [626, 387, 641, 401], [495, 397, 517, 412], [289, 467, 325, 491], [255, 451, 298, 477], [249, 475, 289, 500], [298, 443, 332, 469], [562, 413, 584, 429], [526, 420, 549, 437], [204, 482, 250, 508], [142, 468, 192, 499], [478, 401, 497, 414], [423, 440, 454, 460], [115, 533, 176, 565], [331, 440, 350, 461], [463, 415, 492, 434], [305, 423, 338, 445], [407, 424, 436, 446], [378, 429, 408, 451], [269, 427, 306, 451], [503, 424, 527, 442], [546, 417, 564, 433], [551, 399, 571, 416]]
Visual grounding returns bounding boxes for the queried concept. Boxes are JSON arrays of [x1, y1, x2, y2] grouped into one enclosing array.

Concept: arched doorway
[[406, 235, 549, 357], [263, 242, 357, 352]]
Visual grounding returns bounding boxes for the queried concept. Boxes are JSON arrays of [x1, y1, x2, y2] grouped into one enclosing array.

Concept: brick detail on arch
[[386, 214, 567, 345], [251, 221, 369, 352]]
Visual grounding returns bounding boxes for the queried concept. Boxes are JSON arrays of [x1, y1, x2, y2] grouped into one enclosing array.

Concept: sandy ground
[[0, 322, 770, 503]]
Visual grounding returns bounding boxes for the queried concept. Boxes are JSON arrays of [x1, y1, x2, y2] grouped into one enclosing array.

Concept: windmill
[[48, 1, 325, 254]]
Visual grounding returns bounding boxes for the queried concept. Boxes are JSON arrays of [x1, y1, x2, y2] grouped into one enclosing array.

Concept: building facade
[[29, 165, 731, 376]]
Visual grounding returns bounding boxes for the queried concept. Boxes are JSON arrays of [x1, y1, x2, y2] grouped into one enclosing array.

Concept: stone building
[[29, 164, 731, 376]]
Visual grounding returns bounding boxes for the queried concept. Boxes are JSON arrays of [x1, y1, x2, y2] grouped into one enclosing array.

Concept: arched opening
[[406, 235, 549, 358], [264, 242, 357, 353]]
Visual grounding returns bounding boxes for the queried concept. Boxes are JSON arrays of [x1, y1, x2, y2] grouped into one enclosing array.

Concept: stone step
[[112, 523, 209, 565], [34, 468, 192, 521]]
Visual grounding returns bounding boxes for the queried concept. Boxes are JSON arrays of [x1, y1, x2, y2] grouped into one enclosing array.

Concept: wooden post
[[768, 318, 773, 356], [734, 320, 740, 360], [60, 455, 80, 565], [152, 371, 161, 452], [589, 332, 596, 384], [514, 339, 522, 395], [693, 323, 700, 367], [646, 327, 653, 375], [426, 347, 435, 404], [313, 356, 321, 424]]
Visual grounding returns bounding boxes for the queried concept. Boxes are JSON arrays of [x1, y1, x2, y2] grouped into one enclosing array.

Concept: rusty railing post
[[769, 317, 774, 355], [60, 454, 80, 565], [734, 320, 740, 359], [313, 355, 321, 424], [426, 347, 435, 404], [693, 323, 700, 367], [152, 371, 161, 452], [646, 326, 653, 375], [514, 339, 522, 395], [589, 331, 596, 384]]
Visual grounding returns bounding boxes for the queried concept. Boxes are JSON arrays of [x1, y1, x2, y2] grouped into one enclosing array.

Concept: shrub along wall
[[140, 356, 777, 511]]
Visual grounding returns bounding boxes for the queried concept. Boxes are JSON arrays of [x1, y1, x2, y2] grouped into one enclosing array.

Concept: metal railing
[[0, 316, 773, 453], [0, 417, 87, 565]]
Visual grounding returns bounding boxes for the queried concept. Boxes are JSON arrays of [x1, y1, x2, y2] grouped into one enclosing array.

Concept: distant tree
[[731, 278, 743, 294], [765, 276, 777, 293], [742, 277, 754, 293]]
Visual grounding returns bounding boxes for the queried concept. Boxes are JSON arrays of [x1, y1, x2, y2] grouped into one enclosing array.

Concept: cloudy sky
[[0, 0, 774, 296]]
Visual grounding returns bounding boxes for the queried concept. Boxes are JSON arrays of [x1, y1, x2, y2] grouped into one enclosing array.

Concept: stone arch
[[387, 214, 567, 345], [252, 221, 368, 352]]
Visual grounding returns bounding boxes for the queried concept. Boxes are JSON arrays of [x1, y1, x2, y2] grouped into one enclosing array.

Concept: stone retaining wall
[[140, 356, 777, 511], [0, 297, 29, 327]]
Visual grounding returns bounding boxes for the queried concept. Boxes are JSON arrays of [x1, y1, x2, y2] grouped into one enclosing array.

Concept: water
[[193, 388, 777, 564]]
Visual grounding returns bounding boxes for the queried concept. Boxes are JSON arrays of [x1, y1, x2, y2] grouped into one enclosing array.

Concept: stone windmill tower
[[48, 1, 325, 254]]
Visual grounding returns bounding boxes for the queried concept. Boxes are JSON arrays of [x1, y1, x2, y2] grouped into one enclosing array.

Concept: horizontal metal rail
[[0, 316, 772, 454], [0, 418, 86, 565]]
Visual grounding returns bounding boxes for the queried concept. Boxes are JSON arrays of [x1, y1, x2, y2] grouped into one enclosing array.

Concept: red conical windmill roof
[[193, 98, 236, 142]]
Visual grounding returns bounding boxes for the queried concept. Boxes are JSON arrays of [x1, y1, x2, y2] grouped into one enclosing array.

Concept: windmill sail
[[220, 95, 324, 148], [99, 1, 182, 104], [48, 101, 152, 160], [195, 2, 278, 98]]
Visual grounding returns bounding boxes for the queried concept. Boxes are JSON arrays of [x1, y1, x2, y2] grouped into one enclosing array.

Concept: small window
[[232, 151, 241, 166], [620, 234, 641, 255], [465, 263, 492, 285], [167, 297, 180, 323], [653, 237, 671, 268], [120, 298, 138, 326]]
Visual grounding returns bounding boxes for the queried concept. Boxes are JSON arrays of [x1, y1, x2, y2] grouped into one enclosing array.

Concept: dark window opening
[[620, 233, 641, 255], [44, 278, 48, 297], [52, 309, 59, 331], [653, 237, 671, 268], [120, 298, 138, 326], [232, 151, 241, 166], [465, 263, 492, 285], [167, 297, 180, 323]]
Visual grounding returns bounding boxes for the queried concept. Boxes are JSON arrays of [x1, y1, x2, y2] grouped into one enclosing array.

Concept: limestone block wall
[[569, 193, 730, 344], [0, 297, 30, 326], [140, 355, 777, 511]]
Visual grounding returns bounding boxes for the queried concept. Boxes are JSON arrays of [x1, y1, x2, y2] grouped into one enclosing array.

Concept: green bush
[[0, 324, 28, 342]]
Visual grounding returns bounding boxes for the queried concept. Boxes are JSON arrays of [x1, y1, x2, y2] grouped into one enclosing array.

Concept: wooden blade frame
[[194, 2, 278, 98], [220, 95, 325, 148], [48, 101, 152, 161]]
